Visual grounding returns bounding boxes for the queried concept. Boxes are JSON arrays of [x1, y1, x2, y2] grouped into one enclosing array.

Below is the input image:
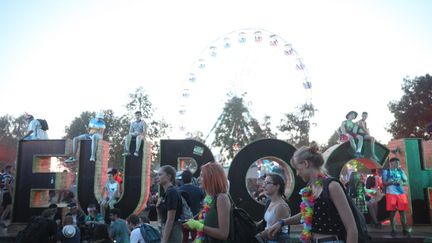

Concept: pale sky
[[1, 0, 431, 146]]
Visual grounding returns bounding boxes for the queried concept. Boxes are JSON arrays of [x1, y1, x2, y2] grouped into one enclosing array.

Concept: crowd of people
[[11, 149, 411, 243], [3, 110, 416, 243]]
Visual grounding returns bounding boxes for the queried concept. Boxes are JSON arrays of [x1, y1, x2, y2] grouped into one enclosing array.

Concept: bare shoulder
[[216, 193, 231, 208], [217, 193, 230, 202], [329, 180, 344, 193]]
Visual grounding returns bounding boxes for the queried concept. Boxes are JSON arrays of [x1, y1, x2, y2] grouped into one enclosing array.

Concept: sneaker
[[391, 230, 396, 237], [134, 151, 139, 157], [122, 152, 131, 156], [65, 157, 76, 163], [89, 156, 96, 162], [403, 228, 412, 237]]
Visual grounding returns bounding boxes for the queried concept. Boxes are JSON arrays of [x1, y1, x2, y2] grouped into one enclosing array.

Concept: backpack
[[322, 177, 371, 243], [228, 196, 258, 243], [139, 223, 161, 243], [179, 190, 193, 221], [16, 216, 49, 243], [37, 119, 49, 131]]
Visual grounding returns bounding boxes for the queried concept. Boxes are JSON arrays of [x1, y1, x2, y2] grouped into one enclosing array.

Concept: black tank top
[[311, 194, 346, 237]]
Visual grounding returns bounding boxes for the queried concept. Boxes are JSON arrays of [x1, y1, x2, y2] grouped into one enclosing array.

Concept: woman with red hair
[[183, 162, 232, 243]]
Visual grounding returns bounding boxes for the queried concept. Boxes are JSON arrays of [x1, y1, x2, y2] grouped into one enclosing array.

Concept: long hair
[[201, 162, 228, 196]]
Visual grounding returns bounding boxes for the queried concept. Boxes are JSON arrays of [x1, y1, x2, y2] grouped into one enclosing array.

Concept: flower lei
[[194, 195, 213, 243], [299, 174, 327, 243]]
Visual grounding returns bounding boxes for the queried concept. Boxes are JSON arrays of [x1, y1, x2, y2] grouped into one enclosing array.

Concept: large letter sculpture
[[13, 140, 70, 222], [14, 138, 151, 221]]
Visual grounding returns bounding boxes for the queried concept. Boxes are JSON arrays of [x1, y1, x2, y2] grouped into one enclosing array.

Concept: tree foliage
[[185, 131, 206, 144], [320, 131, 340, 152], [212, 94, 274, 163], [124, 87, 169, 167], [387, 74, 432, 138], [64, 110, 129, 167], [63, 87, 169, 169], [0, 114, 28, 147], [278, 103, 316, 148]]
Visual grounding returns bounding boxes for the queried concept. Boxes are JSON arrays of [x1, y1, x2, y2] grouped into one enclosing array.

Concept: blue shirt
[[88, 118, 105, 134], [382, 168, 407, 194], [110, 219, 130, 243], [179, 184, 205, 216]]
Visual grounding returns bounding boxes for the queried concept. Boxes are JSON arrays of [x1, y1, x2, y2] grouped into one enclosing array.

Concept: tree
[[320, 131, 340, 152], [278, 103, 316, 148], [212, 94, 264, 163], [249, 115, 277, 141], [64, 110, 129, 168], [125, 87, 169, 167], [0, 114, 28, 147], [387, 74, 432, 138], [185, 131, 206, 144], [63, 87, 169, 170], [64, 111, 94, 138]]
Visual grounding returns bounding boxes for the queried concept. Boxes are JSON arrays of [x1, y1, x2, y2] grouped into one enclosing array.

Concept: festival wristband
[[186, 219, 204, 231], [278, 219, 285, 227]]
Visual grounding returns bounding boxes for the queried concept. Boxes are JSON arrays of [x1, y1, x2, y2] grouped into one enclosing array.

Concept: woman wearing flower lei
[[267, 142, 358, 243], [183, 162, 231, 243]]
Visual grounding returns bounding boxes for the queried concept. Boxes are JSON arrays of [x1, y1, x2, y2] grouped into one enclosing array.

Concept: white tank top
[[108, 181, 119, 199], [264, 205, 289, 233]]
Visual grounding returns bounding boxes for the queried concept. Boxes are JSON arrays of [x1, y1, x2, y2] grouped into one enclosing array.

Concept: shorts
[[340, 133, 359, 142], [386, 194, 408, 211], [1, 192, 12, 207]]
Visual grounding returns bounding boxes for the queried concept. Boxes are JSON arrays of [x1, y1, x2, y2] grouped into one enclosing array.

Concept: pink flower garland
[[194, 195, 213, 243]]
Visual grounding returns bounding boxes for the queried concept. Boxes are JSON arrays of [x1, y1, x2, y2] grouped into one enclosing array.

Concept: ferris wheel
[[177, 28, 312, 139]]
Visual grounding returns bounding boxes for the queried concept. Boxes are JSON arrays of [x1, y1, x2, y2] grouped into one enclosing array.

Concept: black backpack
[[37, 119, 49, 131], [228, 196, 258, 243], [139, 223, 161, 243], [16, 217, 49, 243], [322, 177, 371, 243]]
